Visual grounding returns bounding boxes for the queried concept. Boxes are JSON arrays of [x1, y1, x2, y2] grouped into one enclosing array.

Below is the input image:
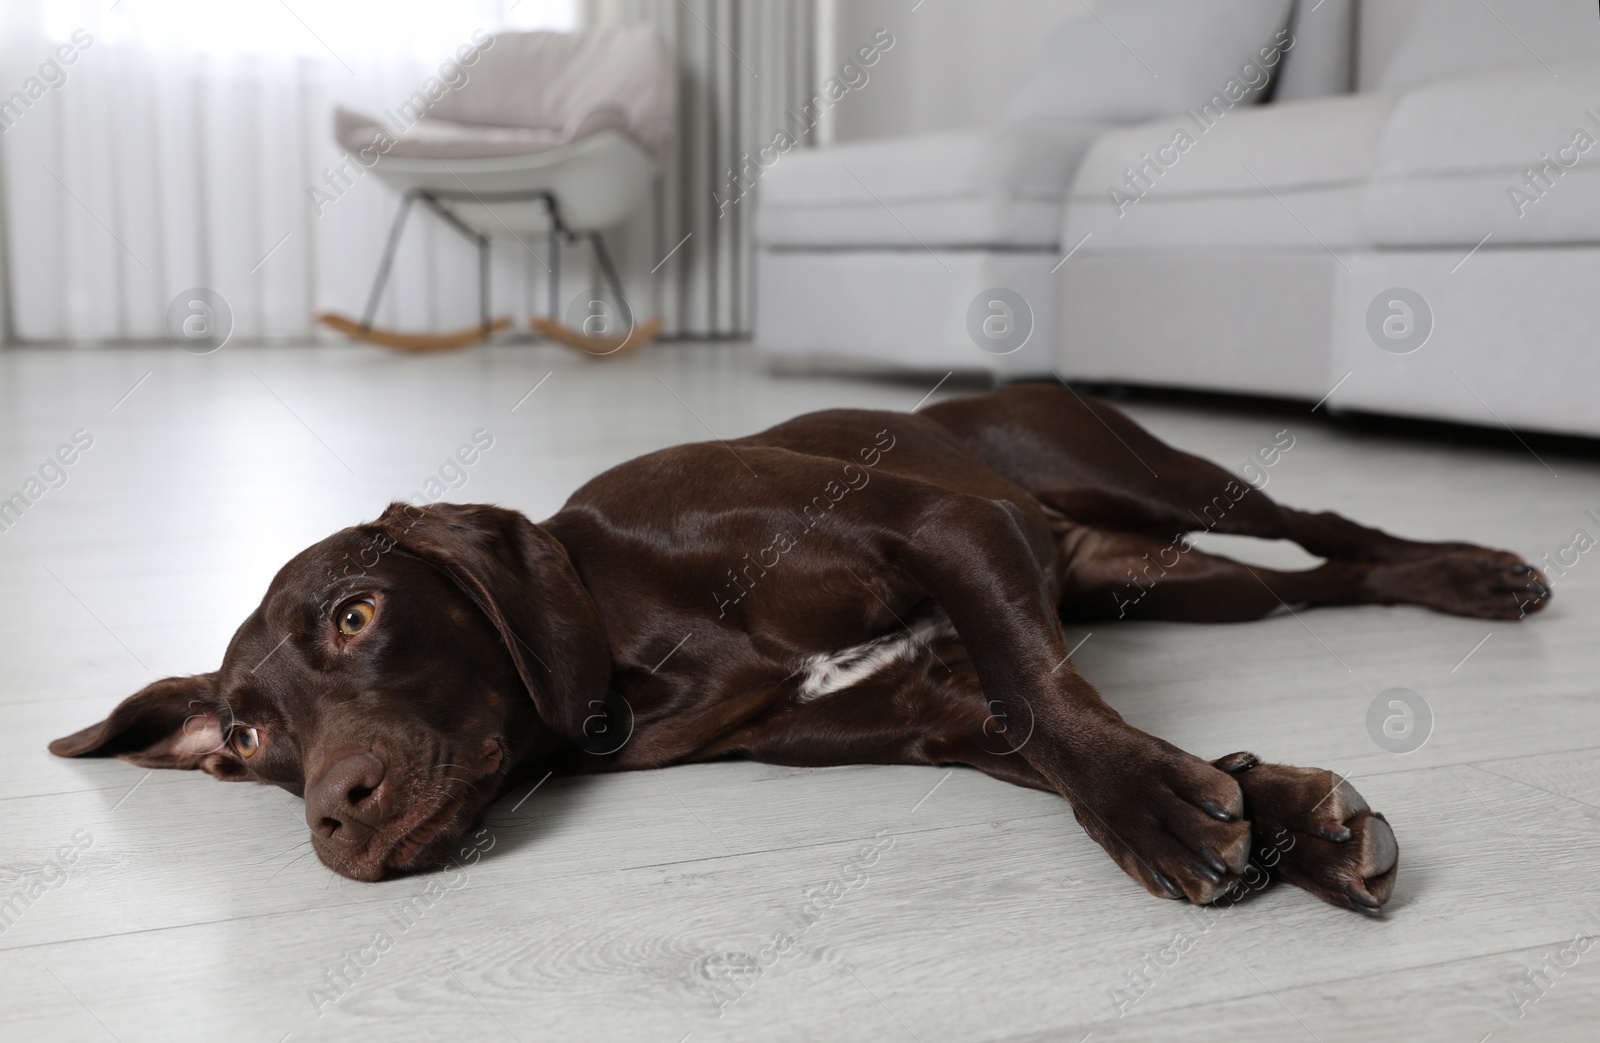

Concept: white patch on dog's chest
[[793, 611, 957, 702]]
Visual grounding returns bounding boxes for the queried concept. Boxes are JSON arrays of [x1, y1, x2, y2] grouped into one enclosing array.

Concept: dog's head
[[49, 502, 611, 881]]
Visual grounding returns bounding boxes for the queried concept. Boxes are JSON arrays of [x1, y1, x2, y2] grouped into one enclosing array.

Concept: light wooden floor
[[3, 342, 1599, 1043]]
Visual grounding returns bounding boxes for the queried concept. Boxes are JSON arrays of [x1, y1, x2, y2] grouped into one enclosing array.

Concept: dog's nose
[[306, 750, 387, 848]]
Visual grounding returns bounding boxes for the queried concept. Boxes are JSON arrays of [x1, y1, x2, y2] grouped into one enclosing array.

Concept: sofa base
[[757, 244, 1600, 439], [1055, 251, 1340, 401], [755, 248, 1059, 376], [1330, 248, 1600, 438], [1056, 247, 1600, 439]]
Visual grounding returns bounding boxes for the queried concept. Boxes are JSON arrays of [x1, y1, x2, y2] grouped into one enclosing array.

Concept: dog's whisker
[[268, 847, 317, 880], [251, 838, 313, 866], [265, 824, 310, 841]]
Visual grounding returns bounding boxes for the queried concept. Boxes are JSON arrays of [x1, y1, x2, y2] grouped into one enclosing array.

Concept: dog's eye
[[337, 598, 375, 636], [229, 726, 260, 758]]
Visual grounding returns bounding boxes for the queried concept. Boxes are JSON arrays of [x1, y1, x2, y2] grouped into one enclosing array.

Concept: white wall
[[819, 0, 1076, 143]]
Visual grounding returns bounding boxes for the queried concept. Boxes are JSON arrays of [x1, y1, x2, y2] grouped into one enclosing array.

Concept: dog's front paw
[[1068, 738, 1253, 905], [1215, 753, 1398, 915]]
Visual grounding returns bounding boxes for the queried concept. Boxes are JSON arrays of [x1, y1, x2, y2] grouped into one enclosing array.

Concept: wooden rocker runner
[[315, 186, 660, 357]]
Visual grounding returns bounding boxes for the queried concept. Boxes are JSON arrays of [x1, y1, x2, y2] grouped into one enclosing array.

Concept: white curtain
[[0, 0, 579, 343], [568, 0, 818, 338]]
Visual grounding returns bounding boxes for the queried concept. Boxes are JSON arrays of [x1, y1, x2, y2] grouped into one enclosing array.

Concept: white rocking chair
[[315, 27, 674, 355]]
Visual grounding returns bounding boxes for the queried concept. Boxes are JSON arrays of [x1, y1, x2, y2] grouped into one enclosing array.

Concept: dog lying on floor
[[50, 385, 1551, 911]]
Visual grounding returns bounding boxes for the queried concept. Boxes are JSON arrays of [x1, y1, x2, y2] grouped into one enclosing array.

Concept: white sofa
[[755, 0, 1600, 438]]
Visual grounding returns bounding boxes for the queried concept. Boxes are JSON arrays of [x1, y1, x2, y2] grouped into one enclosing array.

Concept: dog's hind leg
[[927, 384, 1468, 554], [1056, 527, 1366, 622], [925, 385, 1551, 619], [1053, 525, 1547, 622]]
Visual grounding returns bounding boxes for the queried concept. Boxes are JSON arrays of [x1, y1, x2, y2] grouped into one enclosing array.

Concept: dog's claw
[[1201, 799, 1236, 821], [1154, 871, 1184, 898], [1316, 823, 1353, 843], [1345, 881, 1383, 913], [1216, 752, 1259, 775]]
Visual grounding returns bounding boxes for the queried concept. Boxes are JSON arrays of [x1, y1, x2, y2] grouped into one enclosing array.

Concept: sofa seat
[[758, 126, 1104, 249], [1062, 92, 1398, 250], [1364, 65, 1600, 247]]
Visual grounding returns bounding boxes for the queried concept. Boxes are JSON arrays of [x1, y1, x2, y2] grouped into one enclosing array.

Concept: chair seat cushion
[[757, 126, 1104, 249], [434, 27, 673, 163], [335, 107, 630, 160], [332, 27, 673, 166]]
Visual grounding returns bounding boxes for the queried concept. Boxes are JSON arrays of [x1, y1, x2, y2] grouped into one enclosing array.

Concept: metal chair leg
[[354, 186, 635, 343], [548, 227, 561, 322], [540, 194, 563, 322], [477, 235, 491, 335], [586, 230, 633, 330], [360, 190, 418, 332], [414, 191, 495, 335]]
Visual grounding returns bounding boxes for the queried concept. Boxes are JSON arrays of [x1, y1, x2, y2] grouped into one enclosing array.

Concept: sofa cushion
[[1062, 92, 1397, 249], [758, 198, 1068, 250], [1363, 0, 1600, 94], [1363, 66, 1600, 247], [757, 126, 1103, 249], [1002, 0, 1293, 126], [1063, 187, 1369, 251]]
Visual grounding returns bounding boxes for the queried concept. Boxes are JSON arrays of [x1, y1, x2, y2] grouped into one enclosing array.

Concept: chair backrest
[[1358, 0, 1600, 93], [427, 27, 675, 161]]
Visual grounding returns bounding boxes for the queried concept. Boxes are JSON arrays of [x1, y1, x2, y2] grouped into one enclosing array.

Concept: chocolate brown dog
[[50, 385, 1549, 912]]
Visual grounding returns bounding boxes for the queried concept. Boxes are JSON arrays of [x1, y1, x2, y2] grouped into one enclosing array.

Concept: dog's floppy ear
[[49, 672, 246, 777], [369, 501, 612, 740]]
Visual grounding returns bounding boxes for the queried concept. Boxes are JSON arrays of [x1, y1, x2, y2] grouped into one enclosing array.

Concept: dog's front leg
[[894, 494, 1253, 905]]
